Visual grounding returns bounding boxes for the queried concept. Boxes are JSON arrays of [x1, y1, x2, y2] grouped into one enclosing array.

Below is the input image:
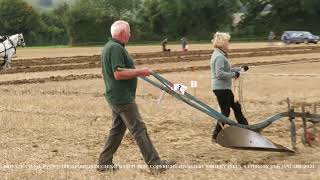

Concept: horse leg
[[0, 57, 6, 69], [0, 58, 5, 67], [5, 54, 13, 69], [2, 56, 12, 70]]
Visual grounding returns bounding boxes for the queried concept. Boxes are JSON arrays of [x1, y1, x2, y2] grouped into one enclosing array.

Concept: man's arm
[[114, 67, 151, 80]]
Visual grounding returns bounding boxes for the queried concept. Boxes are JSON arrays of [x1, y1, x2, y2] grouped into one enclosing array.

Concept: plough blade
[[217, 126, 295, 153]]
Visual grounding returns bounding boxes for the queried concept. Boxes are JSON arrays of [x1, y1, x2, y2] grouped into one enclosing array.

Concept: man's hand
[[138, 67, 152, 77], [241, 65, 249, 72], [114, 67, 152, 80], [234, 71, 240, 79]]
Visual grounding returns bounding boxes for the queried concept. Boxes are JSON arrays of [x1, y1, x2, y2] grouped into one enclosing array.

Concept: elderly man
[[97, 20, 175, 173]]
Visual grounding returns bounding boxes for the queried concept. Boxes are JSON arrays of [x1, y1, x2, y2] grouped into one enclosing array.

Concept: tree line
[[0, 0, 320, 46]]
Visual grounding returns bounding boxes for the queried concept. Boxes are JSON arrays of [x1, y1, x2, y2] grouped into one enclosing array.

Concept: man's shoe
[[96, 164, 119, 172], [149, 160, 176, 174]]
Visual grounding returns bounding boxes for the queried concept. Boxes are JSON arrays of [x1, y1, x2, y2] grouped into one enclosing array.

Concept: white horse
[[0, 36, 7, 42], [0, 33, 25, 69]]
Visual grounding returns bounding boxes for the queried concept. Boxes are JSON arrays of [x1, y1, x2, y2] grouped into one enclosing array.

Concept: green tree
[[38, 4, 69, 45], [0, 0, 41, 43], [238, 0, 320, 37], [88, 0, 142, 41], [136, 0, 240, 40], [134, 0, 164, 40], [90, 0, 141, 19], [64, 0, 109, 44]]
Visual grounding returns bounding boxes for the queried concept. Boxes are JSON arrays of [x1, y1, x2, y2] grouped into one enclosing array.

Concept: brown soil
[[0, 43, 319, 179]]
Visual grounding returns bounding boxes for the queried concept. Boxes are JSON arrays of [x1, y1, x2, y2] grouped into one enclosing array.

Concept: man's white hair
[[110, 20, 129, 37], [212, 32, 231, 48]]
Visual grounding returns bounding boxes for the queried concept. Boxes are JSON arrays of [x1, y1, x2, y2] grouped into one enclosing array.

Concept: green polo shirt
[[101, 38, 137, 105]]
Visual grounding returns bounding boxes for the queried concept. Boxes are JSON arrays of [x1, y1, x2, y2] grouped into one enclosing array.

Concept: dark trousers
[[212, 89, 248, 137], [98, 102, 160, 165]]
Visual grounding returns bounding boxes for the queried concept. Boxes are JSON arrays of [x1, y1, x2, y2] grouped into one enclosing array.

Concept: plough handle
[[144, 72, 241, 126], [141, 72, 320, 132]]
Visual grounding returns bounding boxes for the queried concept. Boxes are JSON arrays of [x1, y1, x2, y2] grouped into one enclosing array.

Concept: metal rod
[[287, 98, 297, 150], [301, 104, 310, 146], [312, 103, 318, 135]]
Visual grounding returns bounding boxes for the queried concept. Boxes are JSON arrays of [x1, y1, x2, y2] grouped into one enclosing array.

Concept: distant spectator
[[161, 38, 171, 52], [181, 37, 188, 51], [268, 31, 275, 45]]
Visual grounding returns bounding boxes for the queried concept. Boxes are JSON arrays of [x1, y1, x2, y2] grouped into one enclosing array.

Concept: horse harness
[[0, 38, 16, 59]]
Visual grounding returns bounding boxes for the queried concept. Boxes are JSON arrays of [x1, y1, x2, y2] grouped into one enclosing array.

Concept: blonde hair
[[212, 32, 231, 48], [110, 20, 130, 37]]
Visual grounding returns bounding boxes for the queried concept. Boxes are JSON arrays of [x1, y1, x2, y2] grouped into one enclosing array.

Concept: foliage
[[0, 0, 41, 43], [238, 0, 320, 37], [2, 0, 320, 45], [64, 0, 109, 44], [90, 0, 141, 20], [37, 2, 69, 45], [136, 0, 240, 40]]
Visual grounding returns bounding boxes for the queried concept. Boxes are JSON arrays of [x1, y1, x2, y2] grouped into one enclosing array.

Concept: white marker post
[[191, 80, 198, 95], [157, 90, 166, 104]]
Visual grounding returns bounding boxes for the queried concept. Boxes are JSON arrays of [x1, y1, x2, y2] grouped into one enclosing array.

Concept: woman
[[210, 32, 249, 141]]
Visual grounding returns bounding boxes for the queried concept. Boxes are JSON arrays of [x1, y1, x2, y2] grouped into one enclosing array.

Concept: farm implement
[[141, 72, 320, 153]]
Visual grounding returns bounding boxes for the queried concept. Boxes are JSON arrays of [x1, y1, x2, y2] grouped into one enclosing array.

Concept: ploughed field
[[0, 43, 319, 179]]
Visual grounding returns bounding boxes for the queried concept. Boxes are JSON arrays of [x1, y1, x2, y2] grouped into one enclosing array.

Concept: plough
[[141, 72, 320, 153]]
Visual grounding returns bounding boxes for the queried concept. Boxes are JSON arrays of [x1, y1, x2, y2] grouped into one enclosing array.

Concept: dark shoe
[[96, 164, 119, 172], [233, 101, 249, 125], [212, 134, 217, 143], [149, 160, 176, 174]]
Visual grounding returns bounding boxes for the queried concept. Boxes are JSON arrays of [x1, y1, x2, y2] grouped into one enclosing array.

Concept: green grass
[[23, 45, 71, 49]]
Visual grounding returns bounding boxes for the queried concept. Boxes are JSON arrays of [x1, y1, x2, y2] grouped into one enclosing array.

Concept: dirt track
[[1, 45, 320, 85], [16, 42, 293, 59], [1, 43, 320, 179]]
